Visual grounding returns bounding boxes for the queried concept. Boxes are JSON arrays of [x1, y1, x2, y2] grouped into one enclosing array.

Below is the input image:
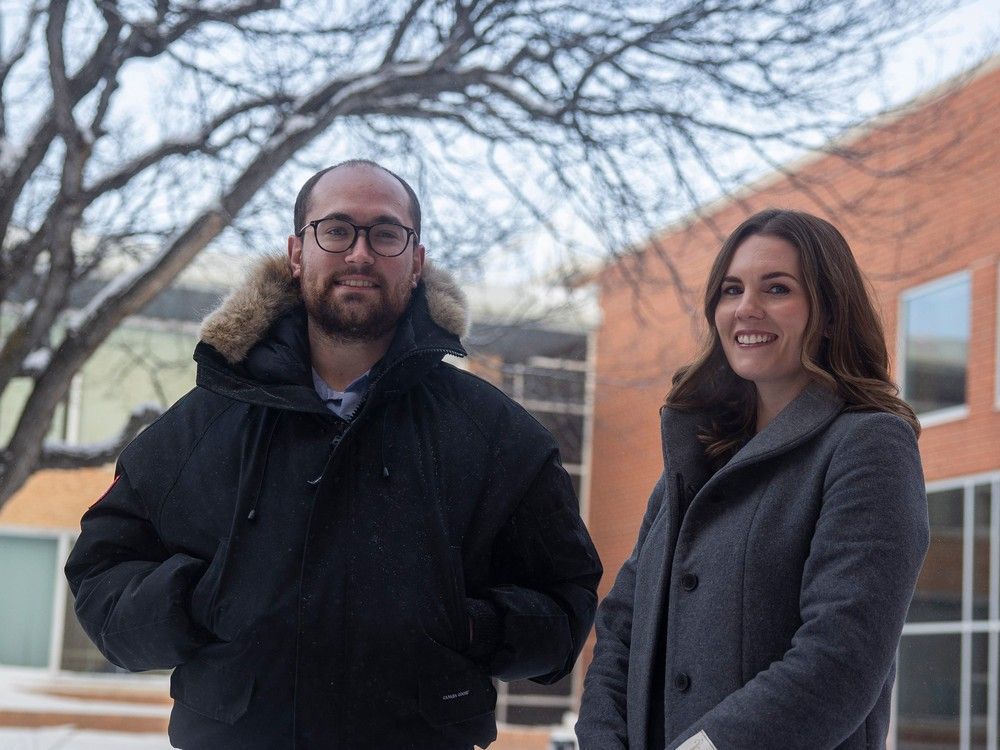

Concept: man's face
[[288, 165, 425, 343]]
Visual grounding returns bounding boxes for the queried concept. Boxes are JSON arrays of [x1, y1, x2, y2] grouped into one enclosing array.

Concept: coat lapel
[[698, 382, 844, 500], [660, 408, 712, 488]]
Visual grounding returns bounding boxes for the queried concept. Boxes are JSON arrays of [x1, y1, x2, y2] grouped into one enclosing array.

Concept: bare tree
[[0, 0, 949, 506]]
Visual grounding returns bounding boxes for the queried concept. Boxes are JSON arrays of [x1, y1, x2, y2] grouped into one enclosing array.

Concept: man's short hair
[[293, 159, 422, 238]]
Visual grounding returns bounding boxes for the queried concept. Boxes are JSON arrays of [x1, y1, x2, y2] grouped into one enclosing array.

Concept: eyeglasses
[[297, 217, 417, 258]]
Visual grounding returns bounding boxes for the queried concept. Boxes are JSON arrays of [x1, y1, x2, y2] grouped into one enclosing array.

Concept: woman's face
[[714, 233, 812, 407]]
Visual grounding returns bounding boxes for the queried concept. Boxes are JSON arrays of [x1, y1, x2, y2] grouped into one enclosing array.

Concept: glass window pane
[[902, 276, 969, 415], [0, 535, 56, 667], [569, 472, 582, 503], [532, 411, 583, 464], [522, 369, 585, 403], [508, 674, 573, 697], [909, 488, 963, 622], [897, 633, 961, 750], [971, 633, 988, 750], [504, 704, 568, 726], [973, 484, 992, 620]]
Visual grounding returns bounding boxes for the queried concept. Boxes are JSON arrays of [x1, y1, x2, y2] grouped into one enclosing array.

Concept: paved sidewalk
[[0, 667, 169, 734]]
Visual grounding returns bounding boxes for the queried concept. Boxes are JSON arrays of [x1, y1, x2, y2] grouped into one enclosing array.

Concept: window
[[899, 273, 971, 421], [0, 530, 123, 674], [0, 535, 58, 667], [895, 477, 999, 749]]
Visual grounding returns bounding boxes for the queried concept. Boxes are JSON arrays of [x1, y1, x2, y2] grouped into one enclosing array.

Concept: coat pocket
[[170, 640, 254, 725], [418, 543, 470, 652], [189, 541, 231, 639], [445, 545, 470, 651]]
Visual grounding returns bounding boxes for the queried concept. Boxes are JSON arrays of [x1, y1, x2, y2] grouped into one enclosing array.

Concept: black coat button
[[674, 672, 691, 692], [680, 573, 699, 591]]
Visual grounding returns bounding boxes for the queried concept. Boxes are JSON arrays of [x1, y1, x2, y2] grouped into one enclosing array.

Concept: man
[[65, 160, 602, 749]]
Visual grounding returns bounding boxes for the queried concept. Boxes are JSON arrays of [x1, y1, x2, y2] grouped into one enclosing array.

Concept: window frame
[[0, 526, 70, 674], [893, 472, 1000, 750], [896, 270, 973, 426], [0, 526, 167, 683]]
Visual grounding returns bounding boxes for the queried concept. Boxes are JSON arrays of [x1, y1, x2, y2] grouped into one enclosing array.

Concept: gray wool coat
[[577, 383, 929, 750]]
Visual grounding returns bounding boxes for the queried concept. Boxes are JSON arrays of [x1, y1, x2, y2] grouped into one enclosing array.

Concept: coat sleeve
[[576, 472, 667, 750], [465, 452, 602, 684], [64, 465, 210, 671], [666, 413, 930, 750]]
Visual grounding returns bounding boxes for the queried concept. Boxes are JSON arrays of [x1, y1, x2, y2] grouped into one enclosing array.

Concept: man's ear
[[411, 243, 425, 288], [288, 234, 303, 279]]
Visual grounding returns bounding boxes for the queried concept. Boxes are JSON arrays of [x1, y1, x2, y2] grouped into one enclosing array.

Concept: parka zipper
[[291, 344, 462, 747], [306, 345, 463, 486]]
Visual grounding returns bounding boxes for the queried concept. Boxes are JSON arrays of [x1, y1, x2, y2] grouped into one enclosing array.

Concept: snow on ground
[[0, 726, 171, 749]]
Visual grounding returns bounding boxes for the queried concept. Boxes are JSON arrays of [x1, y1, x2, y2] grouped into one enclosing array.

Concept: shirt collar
[[312, 368, 370, 419]]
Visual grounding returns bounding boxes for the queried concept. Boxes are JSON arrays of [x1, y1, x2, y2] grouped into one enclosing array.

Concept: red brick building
[[587, 59, 1000, 748]]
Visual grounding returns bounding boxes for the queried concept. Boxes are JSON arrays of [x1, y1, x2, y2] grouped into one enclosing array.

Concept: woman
[[577, 209, 929, 750]]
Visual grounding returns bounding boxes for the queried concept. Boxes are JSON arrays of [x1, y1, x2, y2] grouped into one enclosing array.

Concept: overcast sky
[[476, 0, 1000, 286]]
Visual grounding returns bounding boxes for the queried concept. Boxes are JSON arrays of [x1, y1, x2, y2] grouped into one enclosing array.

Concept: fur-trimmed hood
[[199, 254, 469, 365]]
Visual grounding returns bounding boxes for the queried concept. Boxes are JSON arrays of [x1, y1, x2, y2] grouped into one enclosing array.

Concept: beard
[[300, 265, 414, 343]]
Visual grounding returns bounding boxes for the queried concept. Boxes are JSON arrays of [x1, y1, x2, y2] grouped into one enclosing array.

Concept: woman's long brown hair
[[665, 209, 919, 463]]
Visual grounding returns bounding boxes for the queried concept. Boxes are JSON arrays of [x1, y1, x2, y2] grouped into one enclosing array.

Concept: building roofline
[[610, 53, 1000, 267]]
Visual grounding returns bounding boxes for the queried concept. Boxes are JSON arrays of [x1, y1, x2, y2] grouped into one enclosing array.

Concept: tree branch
[[37, 404, 163, 470]]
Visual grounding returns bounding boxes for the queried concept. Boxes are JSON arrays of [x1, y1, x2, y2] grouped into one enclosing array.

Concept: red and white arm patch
[[89, 474, 121, 510]]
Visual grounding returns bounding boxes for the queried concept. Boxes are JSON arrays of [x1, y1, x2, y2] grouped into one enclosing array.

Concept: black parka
[[65, 256, 602, 750]]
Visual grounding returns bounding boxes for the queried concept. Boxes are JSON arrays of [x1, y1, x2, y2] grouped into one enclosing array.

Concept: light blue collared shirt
[[312, 368, 369, 420]]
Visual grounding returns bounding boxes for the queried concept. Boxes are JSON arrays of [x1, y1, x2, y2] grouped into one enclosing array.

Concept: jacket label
[[677, 730, 718, 750]]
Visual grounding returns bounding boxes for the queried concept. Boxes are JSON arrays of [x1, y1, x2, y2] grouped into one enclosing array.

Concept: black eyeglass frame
[[296, 217, 418, 258]]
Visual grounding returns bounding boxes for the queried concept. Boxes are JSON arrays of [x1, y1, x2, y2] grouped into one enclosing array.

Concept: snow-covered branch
[[38, 404, 163, 470]]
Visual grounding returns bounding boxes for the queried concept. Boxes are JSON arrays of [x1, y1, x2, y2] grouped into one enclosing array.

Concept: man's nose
[[345, 230, 377, 264]]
